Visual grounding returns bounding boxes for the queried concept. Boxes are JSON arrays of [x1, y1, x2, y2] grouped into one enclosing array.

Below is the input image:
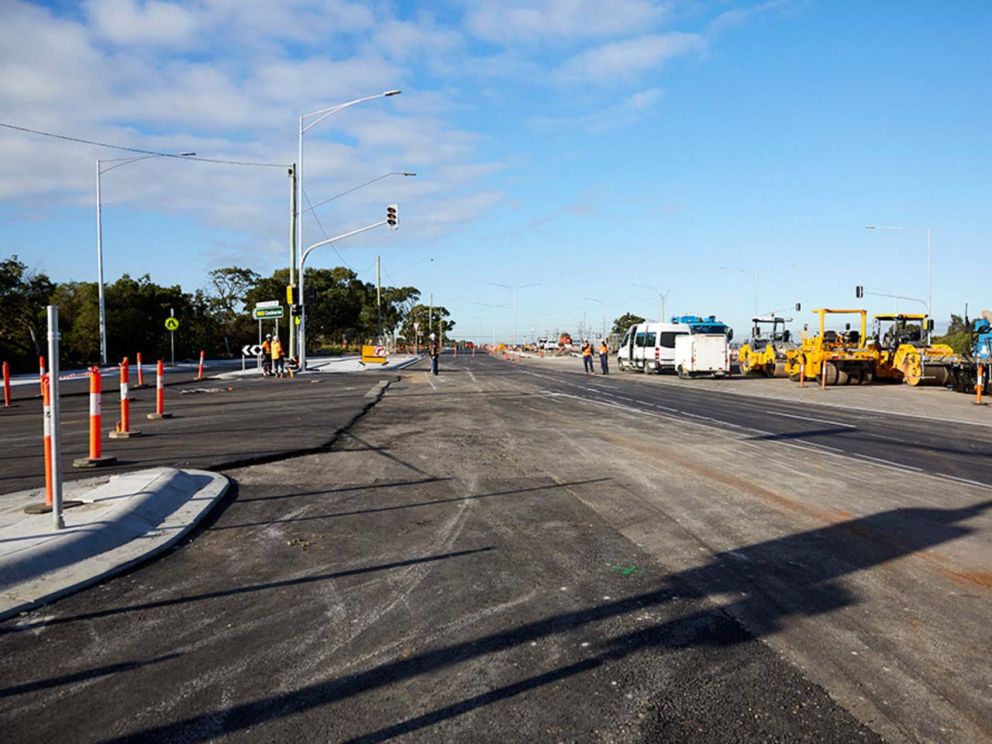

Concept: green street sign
[[253, 306, 284, 320], [164, 317, 179, 331]]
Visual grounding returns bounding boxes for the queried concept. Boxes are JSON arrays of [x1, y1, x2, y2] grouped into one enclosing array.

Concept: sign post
[[164, 310, 179, 367]]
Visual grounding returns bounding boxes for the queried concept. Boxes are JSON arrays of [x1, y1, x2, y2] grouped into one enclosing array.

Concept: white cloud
[[85, 0, 201, 48], [528, 87, 663, 133], [466, 0, 668, 44], [558, 32, 705, 83]]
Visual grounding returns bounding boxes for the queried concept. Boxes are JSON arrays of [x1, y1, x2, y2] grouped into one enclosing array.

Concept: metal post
[[297, 118, 304, 365], [927, 228, 933, 343], [299, 261, 307, 370], [96, 163, 107, 367], [376, 255, 382, 344], [169, 308, 176, 367], [47, 306, 64, 529], [512, 288, 517, 347], [257, 319, 262, 371], [429, 293, 433, 340], [289, 163, 297, 359]]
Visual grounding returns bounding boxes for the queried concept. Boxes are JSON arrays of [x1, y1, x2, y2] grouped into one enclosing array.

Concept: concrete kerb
[[0, 468, 229, 621]]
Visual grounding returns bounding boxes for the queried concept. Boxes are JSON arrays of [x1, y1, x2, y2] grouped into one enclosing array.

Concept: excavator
[[738, 315, 796, 377]]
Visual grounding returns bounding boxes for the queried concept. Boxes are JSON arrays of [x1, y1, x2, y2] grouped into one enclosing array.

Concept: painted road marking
[[764, 410, 857, 429]]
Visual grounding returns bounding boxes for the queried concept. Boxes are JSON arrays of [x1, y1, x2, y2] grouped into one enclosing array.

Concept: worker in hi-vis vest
[[598, 340, 609, 375], [582, 341, 594, 374]]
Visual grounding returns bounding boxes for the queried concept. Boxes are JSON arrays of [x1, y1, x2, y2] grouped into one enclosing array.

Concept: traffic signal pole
[[298, 216, 393, 372]]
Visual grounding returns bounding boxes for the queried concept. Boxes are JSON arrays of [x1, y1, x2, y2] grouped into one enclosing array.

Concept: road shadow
[[100, 499, 991, 742]]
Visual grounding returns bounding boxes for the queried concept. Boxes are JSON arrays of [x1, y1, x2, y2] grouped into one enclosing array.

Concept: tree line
[[1, 255, 454, 372]]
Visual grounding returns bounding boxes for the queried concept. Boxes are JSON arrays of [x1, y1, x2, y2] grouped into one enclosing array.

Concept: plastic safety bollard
[[42, 374, 53, 506], [39, 355, 46, 396], [73, 367, 117, 467], [136, 352, 144, 387], [2, 361, 10, 408], [109, 357, 141, 438], [196, 350, 205, 380], [147, 359, 172, 420]]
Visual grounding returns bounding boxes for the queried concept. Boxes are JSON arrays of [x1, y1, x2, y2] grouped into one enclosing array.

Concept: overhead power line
[[0, 121, 287, 167]]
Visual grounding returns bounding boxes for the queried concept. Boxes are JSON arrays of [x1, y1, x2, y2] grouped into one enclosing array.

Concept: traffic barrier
[[975, 364, 985, 406], [39, 355, 46, 396], [196, 350, 205, 380], [73, 366, 117, 467], [109, 357, 140, 438], [136, 352, 145, 387], [2, 361, 9, 408], [147, 359, 172, 420]]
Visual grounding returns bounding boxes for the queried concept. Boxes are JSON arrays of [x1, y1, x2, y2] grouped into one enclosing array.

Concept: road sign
[[164, 317, 179, 331], [253, 307, 284, 320], [256, 300, 280, 309], [361, 345, 388, 365], [242, 344, 262, 356]]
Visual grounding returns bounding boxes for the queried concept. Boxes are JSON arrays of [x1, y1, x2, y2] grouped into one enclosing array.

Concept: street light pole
[[634, 284, 670, 322], [96, 152, 194, 366], [719, 265, 794, 317], [865, 225, 934, 341], [488, 282, 539, 347], [296, 90, 401, 360], [585, 297, 606, 339]]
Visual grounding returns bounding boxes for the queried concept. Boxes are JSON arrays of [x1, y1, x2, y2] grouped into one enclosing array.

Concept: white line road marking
[[424, 372, 438, 390], [765, 410, 857, 429]]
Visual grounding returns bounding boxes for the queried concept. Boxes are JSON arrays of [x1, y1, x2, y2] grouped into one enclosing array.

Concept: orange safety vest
[[271, 339, 283, 359], [582, 344, 592, 357], [599, 343, 608, 355]]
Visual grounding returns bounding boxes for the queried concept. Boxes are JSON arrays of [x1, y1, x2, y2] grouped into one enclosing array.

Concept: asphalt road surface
[[1, 353, 988, 742]]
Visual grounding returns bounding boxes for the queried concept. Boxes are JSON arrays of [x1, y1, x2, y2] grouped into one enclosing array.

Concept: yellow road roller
[[785, 309, 878, 385], [872, 313, 959, 386], [738, 315, 796, 377]]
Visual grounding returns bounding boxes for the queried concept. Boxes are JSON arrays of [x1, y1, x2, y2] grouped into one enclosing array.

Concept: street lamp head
[[384, 89, 402, 96], [864, 225, 876, 230], [402, 172, 417, 176], [178, 152, 196, 157]]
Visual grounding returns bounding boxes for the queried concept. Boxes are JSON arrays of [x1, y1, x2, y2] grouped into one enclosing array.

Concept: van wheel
[[618, 359, 626, 372], [678, 366, 687, 380]]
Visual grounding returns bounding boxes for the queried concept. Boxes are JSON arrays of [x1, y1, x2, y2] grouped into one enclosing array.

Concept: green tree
[[611, 312, 645, 336], [0, 256, 54, 369], [400, 304, 454, 345]]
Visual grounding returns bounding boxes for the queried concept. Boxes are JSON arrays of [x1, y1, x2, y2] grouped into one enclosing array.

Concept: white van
[[617, 322, 689, 374]]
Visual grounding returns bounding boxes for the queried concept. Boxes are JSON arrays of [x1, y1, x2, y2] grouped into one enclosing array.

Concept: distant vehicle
[[617, 321, 689, 373], [672, 315, 733, 378], [538, 338, 559, 350]]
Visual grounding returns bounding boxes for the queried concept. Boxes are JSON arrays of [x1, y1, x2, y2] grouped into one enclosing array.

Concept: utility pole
[[288, 164, 297, 359], [429, 293, 433, 339], [376, 255, 382, 345]]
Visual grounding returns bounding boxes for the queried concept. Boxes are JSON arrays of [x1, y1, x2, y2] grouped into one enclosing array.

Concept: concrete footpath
[[0, 468, 228, 621]]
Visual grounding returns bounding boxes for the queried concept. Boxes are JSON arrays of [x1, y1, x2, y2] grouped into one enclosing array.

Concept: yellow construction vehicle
[[738, 315, 796, 377], [872, 313, 959, 386], [785, 309, 877, 385]]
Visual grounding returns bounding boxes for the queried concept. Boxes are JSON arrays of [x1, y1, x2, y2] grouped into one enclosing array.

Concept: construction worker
[[598, 339, 610, 374], [428, 332, 440, 375], [261, 334, 272, 377], [582, 341, 594, 374], [271, 335, 285, 378]]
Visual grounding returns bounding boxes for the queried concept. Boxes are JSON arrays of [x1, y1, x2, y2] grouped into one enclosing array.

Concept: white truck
[[672, 315, 733, 378]]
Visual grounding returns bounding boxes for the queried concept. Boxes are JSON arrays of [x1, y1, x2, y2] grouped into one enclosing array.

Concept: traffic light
[[386, 204, 399, 230], [290, 304, 302, 316], [795, 303, 801, 311], [855, 285, 864, 299], [286, 285, 296, 305]]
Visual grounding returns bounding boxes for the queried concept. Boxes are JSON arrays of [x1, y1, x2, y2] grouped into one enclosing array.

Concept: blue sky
[[1, 0, 990, 342]]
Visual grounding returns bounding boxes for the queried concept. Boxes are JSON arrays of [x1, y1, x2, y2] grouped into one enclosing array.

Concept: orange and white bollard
[[39, 355, 46, 396], [73, 366, 116, 467], [109, 357, 140, 438], [196, 350, 205, 380], [42, 373, 53, 506], [2, 361, 10, 408], [147, 359, 172, 420], [136, 352, 145, 387], [975, 364, 985, 405]]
